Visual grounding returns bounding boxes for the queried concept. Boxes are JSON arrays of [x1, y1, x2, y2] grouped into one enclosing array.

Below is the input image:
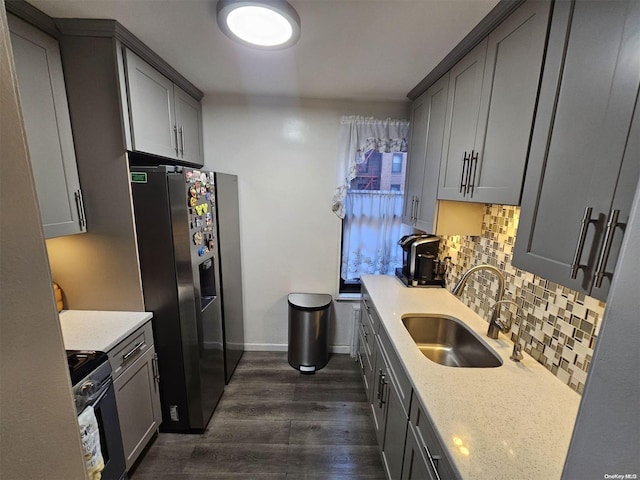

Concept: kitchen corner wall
[[440, 205, 605, 394], [202, 94, 409, 352]]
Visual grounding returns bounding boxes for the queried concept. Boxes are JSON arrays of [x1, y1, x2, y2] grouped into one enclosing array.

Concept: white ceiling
[[27, 0, 499, 101]]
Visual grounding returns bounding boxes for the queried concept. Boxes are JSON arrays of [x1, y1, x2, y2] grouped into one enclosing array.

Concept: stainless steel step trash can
[[287, 293, 332, 373]]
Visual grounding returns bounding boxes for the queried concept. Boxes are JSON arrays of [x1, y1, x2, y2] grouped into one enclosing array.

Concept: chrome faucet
[[488, 299, 524, 362], [451, 264, 506, 338]]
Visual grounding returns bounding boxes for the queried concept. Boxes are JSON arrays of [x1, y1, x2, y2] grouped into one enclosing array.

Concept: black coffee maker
[[395, 234, 447, 287]]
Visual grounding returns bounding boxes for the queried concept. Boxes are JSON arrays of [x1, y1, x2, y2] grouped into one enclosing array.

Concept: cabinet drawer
[[379, 325, 412, 416], [357, 330, 373, 400], [410, 394, 459, 479], [360, 299, 378, 356], [108, 321, 154, 379], [113, 344, 161, 469]]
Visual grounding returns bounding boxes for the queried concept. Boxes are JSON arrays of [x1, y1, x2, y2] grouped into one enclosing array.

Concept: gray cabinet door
[[370, 336, 387, 447], [471, 0, 550, 204], [9, 15, 86, 238], [414, 74, 449, 233], [513, 0, 640, 300], [125, 49, 177, 160], [403, 92, 429, 225], [113, 345, 161, 470], [381, 379, 408, 480], [437, 39, 487, 200], [174, 86, 204, 165], [402, 424, 437, 480]]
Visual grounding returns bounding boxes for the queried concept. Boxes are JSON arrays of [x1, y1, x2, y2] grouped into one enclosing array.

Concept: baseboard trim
[[243, 343, 351, 354]]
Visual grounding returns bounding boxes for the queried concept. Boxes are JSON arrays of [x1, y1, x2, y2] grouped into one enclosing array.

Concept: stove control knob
[[80, 380, 97, 395]]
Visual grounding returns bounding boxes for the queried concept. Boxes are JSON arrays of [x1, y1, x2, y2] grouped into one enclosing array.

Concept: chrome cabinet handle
[[412, 196, 417, 223], [428, 452, 442, 480], [376, 369, 384, 400], [459, 152, 470, 193], [152, 353, 160, 389], [122, 341, 145, 362], [173, 125, 179, 156], [468, 151, 478, 197], [414, 197, 420, 223], [570, 207, 597, 279], [409, 196, 416, 223], [594, 209, 622, 288], [357, 353, 364, 372], [74, 190, 86, 229], [179, 126, 185, 156]]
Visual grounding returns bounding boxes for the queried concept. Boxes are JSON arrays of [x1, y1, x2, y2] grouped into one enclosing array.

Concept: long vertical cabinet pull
[[594, 209, 622, 288], [467, 151, 479, 197], [152, 353, 160, 391], [378, 374, 387, 408], [173, 126, 179, 156], [413, 197, 420, 224], [409, 195, 416, 225], [74, 190, 86, 229], [570, 207, 596, 279], [179, 126, 185, 156], [376, 369, 384, 401], [459, 152, 470, 193]]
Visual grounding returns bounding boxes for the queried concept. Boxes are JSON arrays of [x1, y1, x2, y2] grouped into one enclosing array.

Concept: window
[[391, 152, 403, 173], [340, 151, 410, 293]]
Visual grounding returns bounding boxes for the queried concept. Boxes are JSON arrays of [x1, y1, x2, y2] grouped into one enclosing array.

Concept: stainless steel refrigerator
[[130, 165, 244, 433]]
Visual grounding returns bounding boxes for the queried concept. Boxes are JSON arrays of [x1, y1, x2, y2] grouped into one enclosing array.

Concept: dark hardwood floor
[[129, 351, 386, 480]]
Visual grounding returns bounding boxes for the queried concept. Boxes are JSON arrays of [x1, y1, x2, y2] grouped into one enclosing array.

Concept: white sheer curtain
[[333, 116, 410, 283], [341, 191, 409, 281], [332, 116, 409, 218]]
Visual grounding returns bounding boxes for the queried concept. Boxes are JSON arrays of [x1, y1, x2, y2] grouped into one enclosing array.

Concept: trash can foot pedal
[[299, 365, 316, 374]]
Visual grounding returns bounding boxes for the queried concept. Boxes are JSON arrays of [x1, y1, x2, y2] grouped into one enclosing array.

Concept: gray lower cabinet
[[108, 321, 161, 470], [403, 424, 435, 480], [124, 48, 204, 165], [513, 0, 640, 301], [403, 394, 459, 480], [360, 294, 379, 403], [371, 334, 408, 480], [360, 285, 459, 480], [8, 14, 86, 238], [438, 0, 550, 204], [363, 287, 411, 480]]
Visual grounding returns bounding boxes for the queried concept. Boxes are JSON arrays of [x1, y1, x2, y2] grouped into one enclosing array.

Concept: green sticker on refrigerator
[[130, 172, 148, 183]]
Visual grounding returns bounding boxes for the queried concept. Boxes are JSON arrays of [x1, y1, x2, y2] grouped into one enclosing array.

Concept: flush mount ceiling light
[[217, 0, 301, 49]]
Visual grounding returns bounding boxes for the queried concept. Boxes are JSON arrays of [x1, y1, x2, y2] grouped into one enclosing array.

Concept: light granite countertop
[[59, 310, 153, 352], [362, 274, 580, 480]]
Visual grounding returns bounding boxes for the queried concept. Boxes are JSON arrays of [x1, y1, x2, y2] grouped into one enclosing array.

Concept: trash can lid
[[288, 293, 332, 311]]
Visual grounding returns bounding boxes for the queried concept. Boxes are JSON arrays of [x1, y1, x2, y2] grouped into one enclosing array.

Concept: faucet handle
[[490, 309, 511, 333]]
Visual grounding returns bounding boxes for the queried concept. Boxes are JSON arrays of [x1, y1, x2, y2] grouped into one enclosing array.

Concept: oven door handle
[[84, 378, 113, 407]]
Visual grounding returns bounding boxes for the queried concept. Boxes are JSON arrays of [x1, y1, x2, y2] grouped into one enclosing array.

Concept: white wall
[[202, 94, 408, 352], [0, 5, 86, 478]]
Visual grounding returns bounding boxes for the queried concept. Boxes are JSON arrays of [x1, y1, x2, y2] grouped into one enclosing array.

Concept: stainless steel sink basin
[[402, 314, 502, 368]]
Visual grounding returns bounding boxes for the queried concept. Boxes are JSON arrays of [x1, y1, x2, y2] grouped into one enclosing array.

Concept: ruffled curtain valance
[[331, 116, 410, 218]]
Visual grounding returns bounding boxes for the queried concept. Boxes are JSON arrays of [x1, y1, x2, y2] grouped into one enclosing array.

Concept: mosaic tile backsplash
[[438, 205, 606, 395]]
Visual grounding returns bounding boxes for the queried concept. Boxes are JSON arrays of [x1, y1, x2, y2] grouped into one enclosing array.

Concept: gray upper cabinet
[[124, 48, 204, 165], [437, 39, 487, 201], [403, 73, 485, 236], [438, 0, 550, 204], [403, 74, 448, 231], [9, 15, 86, 238], [513, 0, 640, 301], [174, 87, 204, 165], [124, 49, 177, 159]]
